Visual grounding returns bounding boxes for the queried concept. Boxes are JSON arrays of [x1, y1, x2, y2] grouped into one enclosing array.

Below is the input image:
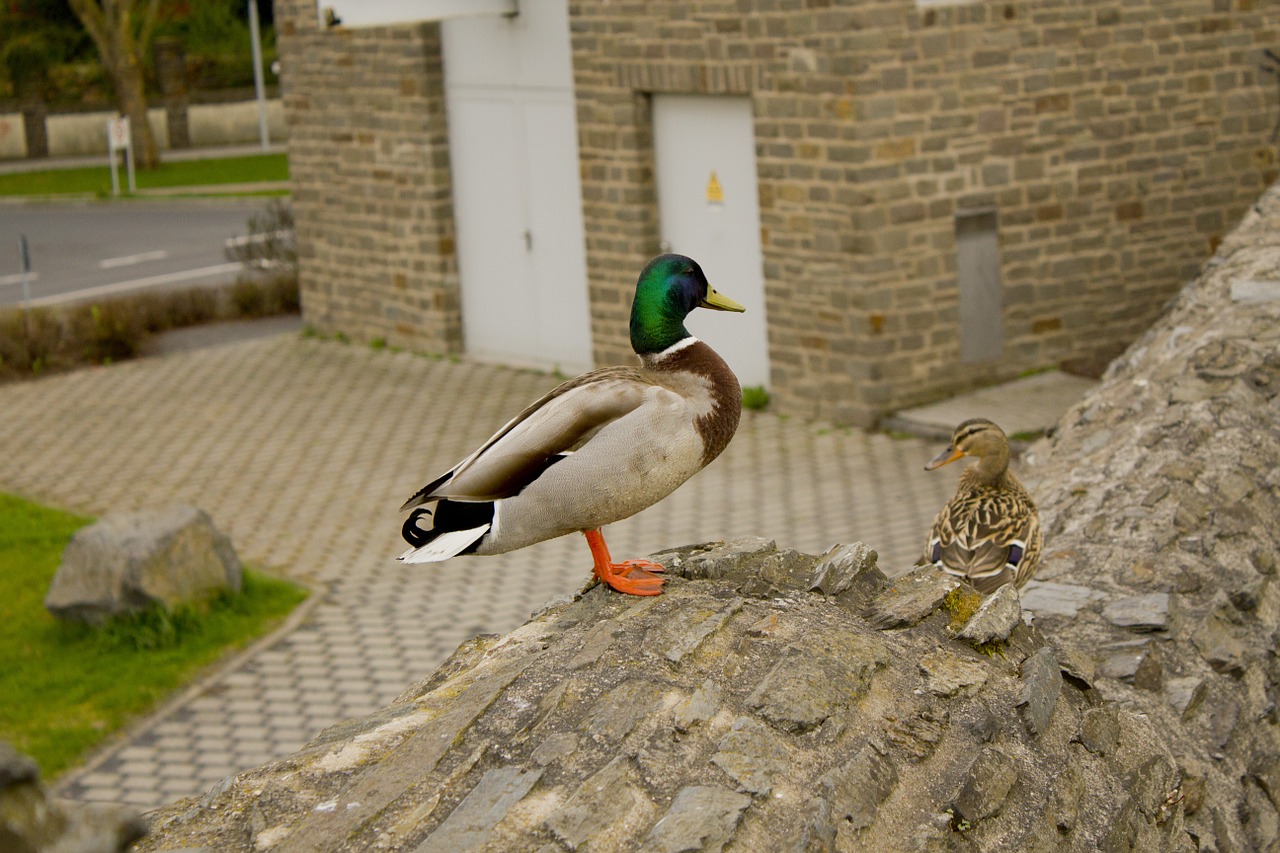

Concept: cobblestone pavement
[[0, 332, 1084, 810]]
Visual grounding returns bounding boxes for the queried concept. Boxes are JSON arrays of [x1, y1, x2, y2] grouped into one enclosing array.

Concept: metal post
[[19, 235, 30, 303], [249, 0, 270, 149]]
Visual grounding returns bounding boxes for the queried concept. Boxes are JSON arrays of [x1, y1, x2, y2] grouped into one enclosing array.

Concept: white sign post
[[107, 116, 136, 196]]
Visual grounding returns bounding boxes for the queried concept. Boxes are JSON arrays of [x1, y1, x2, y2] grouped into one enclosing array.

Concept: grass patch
[[742, 385, 771, 411], [0, 492, 307, 779], [0, 153, 289, 198]]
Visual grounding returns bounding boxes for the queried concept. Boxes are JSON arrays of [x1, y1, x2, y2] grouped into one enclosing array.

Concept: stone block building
[[275, 0, 1278, 426]]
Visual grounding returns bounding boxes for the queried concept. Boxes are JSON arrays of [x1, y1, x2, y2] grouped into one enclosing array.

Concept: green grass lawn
[[0, 153, 289, 198], [0, 492, 307, 779]]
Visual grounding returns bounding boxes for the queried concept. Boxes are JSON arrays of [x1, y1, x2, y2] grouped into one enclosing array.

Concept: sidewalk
[[0, 326, 1093, 810]]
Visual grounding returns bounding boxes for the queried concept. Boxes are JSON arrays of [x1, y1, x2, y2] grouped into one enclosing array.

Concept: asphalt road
[[0, 200, 268, 307]]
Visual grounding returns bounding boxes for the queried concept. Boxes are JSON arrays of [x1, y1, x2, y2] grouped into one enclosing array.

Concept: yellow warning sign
[[705, 170, 724, 205]]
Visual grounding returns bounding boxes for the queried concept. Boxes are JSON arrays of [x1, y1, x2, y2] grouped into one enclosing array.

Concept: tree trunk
[[67, 0, 162, 170]]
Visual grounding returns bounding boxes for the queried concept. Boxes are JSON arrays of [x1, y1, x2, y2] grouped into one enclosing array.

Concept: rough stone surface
[[0, 741, 146, 853], [1020, 180, 1280, 850], [136, 539, 1191, 852], [44, 505, 242, 625], [955, 583, 1023, 645]]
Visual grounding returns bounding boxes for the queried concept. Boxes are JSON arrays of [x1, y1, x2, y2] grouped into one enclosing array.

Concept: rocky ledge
[[137, 540, 1189, 852]]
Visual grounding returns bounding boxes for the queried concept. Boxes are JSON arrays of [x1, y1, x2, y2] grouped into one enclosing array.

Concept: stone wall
[[1018, 177, 1280, 851], [274, 1, 462, 353], [572, 0, 1279, 424]]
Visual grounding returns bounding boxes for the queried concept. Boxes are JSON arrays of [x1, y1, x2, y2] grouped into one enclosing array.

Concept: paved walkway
[[0, 326, 1092, 810]]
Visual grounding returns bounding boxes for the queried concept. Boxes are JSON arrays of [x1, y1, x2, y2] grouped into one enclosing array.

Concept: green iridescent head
[[629, 254, 745, 355]]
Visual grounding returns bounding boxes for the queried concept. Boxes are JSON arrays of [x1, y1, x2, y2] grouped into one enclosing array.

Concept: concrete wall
[[0, 99, 287, 159], [274, 0, 1280, 426]]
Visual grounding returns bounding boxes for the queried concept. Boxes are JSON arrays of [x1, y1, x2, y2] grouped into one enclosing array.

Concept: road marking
[[0, 271, 40, 288], [24, 262, 243, 307], [99, 250, 169, 269]]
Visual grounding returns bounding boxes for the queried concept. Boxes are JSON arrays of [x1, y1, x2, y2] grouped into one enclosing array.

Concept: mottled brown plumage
[[923, 418, 1042, 594]]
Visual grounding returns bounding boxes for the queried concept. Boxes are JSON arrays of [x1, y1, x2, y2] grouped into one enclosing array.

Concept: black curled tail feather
[[400, 499, 495, 554], [402, 508, 435, 548]]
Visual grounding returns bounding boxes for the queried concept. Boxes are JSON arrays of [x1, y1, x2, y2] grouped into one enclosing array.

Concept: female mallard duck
[[398, 254, 744, 596], [923, 418, 1042, 594]]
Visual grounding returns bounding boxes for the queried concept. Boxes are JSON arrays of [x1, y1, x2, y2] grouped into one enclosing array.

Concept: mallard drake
[[923, 418, 1042, 594], [398, 254, 745, 596]]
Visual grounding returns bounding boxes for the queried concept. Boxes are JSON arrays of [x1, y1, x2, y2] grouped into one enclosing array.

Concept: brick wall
[[277, 0, 1278, 426], [571, 0, 1278, 424], [275, 1, 461, 353]]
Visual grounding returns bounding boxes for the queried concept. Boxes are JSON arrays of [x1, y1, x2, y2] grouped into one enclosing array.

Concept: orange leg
[[583, 529, 665, 596]]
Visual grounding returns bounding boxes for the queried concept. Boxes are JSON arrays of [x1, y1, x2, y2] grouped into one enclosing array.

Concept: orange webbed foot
[[583, 531, 667, 596]]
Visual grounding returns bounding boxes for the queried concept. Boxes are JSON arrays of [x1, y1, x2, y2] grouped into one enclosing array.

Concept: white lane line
[[99, 250, 169, 269], [0, 271, 39, 288], [25, 262, 242, 307]]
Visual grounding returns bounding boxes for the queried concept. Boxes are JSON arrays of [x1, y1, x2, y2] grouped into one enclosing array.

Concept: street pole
[[249, 0, 270, 150]]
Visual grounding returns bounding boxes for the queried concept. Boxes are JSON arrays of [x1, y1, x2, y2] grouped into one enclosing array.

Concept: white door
[[442, 2, 593, 374], [653, 94, 770, 389]]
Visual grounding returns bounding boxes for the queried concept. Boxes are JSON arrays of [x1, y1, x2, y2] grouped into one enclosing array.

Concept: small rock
[[664, 537, 777, 581], [952, 747, 1018, 823], [1165, 676, 1206, 718], [673, 680, 722, 733], [867, 567, 958, 629], [0, 741, 147, 853], [1018, 647, 1062, 736], [808, 542, 882, 597], [1102, 593, 1170, 632], [1078, 708, 1121, 756], [416, 766, 542, 853], [1230, 279, 1280, 302], [1097, 640, 1150, 681], [639, 786, 750, 853], [545, 757, 649, 850], [45, 505, 242, 625], [749, 652, 873, 734], [821, 742, 897, 831], [919, 650, 989, 697], [954, 584, 1022, 645], [1132, 642, 1165, 692], [1192, 606, 1249, 674], [712, 717, 790, 795], [1019, 581, 1105, 618]]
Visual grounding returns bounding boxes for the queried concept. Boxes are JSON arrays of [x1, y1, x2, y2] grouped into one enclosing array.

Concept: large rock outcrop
[[1018, 183, 1280, 851], [137, 540, 1190, 852]]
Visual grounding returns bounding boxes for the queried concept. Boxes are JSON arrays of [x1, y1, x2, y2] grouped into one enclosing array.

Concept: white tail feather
[[398, 524, 490, 563]]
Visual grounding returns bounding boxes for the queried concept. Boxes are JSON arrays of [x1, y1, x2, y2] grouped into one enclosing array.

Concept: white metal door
[[443, 2, 593, 374], [653, 94, 770, 389]]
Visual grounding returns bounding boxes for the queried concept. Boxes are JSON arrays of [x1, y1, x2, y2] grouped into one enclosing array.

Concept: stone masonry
[[275, 3, 462, 353], [275, 1, 1278, 425]]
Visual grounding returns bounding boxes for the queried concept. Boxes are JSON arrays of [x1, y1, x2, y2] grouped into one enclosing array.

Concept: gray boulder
[[45, 505, 242, 625], [0, 741, 146, 853]]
